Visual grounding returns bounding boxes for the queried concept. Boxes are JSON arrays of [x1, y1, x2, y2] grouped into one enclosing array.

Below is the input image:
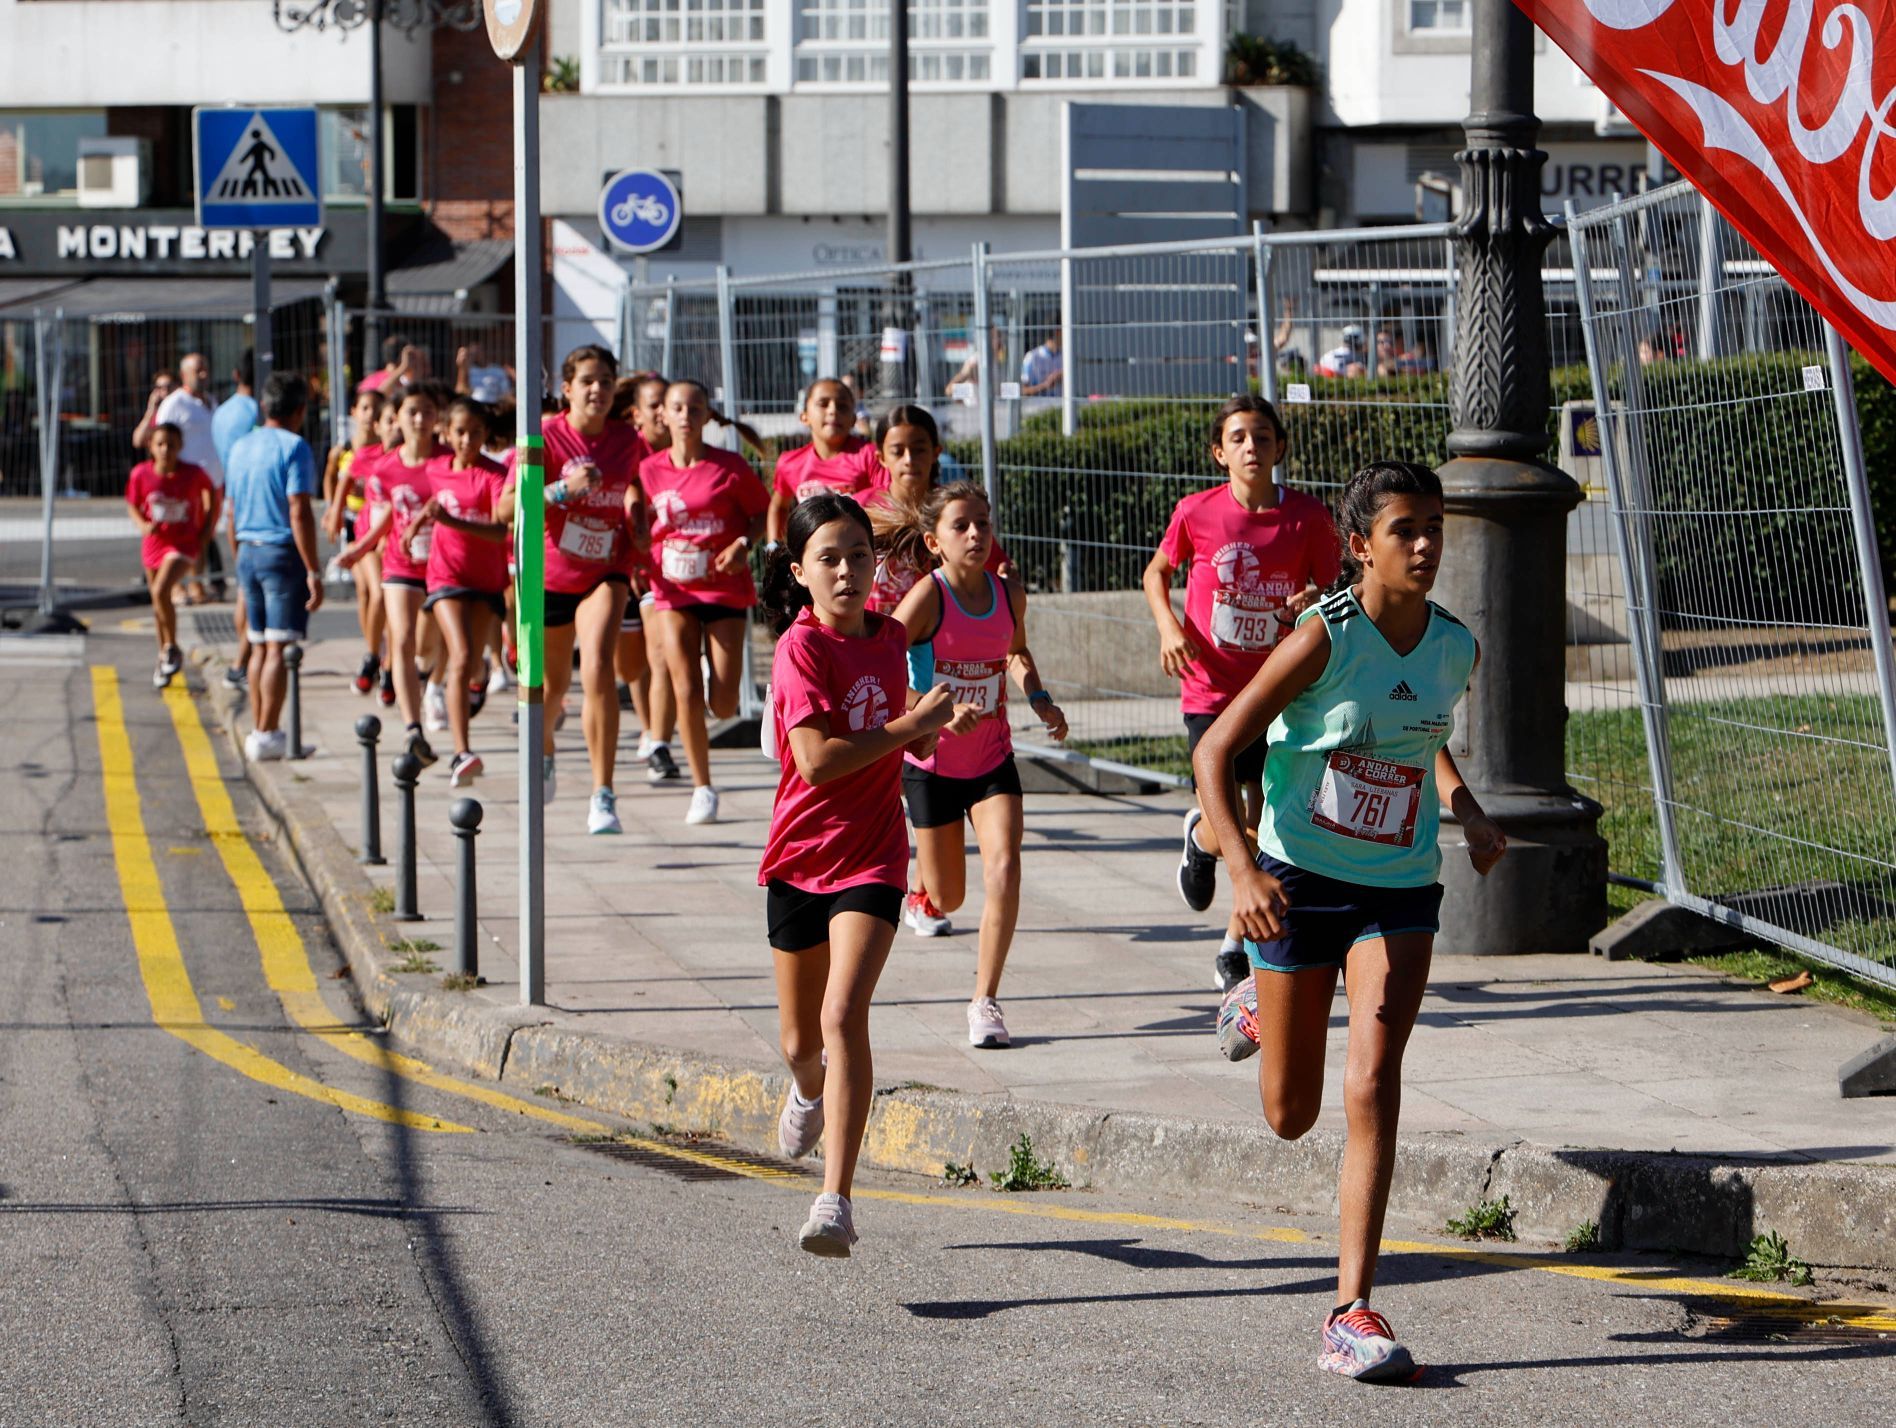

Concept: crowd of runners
[[123, 341, 1504, 1385]]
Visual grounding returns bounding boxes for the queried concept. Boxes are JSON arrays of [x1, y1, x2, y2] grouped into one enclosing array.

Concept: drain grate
[[1694, 1306, 1894, 1346], [572, 1135, 806, 1184], [191, 610, 238, 646]]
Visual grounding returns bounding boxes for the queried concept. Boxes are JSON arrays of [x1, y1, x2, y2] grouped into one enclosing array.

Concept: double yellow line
[[92, 665, 1896, 1332]]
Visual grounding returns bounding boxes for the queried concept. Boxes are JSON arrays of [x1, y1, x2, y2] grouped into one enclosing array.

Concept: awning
[[387, 238, 512, 314], [0, 277, 330, 320], [0, 278, 91, 315]]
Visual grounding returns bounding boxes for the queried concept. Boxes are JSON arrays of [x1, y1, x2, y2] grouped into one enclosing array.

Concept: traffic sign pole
[[513, 26, 546, 1008], [252, 239, 274, 391]]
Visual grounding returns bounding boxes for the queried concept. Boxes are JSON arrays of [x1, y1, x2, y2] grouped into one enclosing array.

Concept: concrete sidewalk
[[194, 620, 1896, 1268]]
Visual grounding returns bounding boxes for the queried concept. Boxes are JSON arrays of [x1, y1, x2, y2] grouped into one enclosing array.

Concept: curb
[[197, 660, 1896, 1272]]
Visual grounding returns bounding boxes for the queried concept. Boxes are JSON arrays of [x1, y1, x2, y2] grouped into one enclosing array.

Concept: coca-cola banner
[[1516, 0, 1896, 382]]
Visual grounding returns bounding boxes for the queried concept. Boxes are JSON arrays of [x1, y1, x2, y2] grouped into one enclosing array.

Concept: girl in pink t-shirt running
[[892, 482, 1069, 1050], [340, 385, 441, 768], [640, 379, 771, 827], [758, 491, 974, 1256], [766, 377, 881, 545], [1142, 395, 1340, 993], [125, 422, 215, 689]]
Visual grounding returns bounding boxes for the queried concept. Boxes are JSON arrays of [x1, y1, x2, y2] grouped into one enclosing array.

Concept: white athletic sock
[[1220, 935, 1243, 956], [791, 1087, 822, 1110]]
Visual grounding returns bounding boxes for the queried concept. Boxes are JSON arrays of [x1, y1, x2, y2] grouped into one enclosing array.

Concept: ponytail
[[1328, 460, 1442, 594], [759, 490, 877, 635]]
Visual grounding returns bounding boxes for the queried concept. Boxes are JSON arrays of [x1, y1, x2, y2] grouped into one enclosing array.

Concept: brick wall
[[429, 24, 517, 241]]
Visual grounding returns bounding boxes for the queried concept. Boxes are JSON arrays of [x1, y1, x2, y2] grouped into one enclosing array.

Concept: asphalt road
[[2, 615, 1892, 1427]]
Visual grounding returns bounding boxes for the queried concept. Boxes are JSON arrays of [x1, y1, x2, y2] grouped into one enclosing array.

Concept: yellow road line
[[89, 666, 465, 1133], [147, 675, 1896, 1333], [161, 682, 604, 1136], [598, 1131, 1896, 1331]]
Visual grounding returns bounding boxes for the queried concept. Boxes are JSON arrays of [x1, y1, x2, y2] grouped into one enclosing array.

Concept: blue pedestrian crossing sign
[[194, 107, 322, 229], [598, 169, 683, 254]]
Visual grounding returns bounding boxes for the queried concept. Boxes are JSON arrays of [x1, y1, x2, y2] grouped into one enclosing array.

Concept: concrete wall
[[540, 87, 1312, 220], [0, 0, 432, 107]]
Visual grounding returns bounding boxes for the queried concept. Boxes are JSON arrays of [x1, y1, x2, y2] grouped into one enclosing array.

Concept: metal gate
[[1568, 180, 1896, 988]]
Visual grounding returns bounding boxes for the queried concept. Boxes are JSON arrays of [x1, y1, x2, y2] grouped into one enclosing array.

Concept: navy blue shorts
[[236, 541, 312, 643], [1243, 853, 1443, 973]]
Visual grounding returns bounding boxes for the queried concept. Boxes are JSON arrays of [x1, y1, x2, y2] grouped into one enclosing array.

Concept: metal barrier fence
[[1569, 180, 1896, 989]]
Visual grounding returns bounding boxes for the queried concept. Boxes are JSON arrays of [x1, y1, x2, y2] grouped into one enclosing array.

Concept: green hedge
[[954, 355, 1896, 624]]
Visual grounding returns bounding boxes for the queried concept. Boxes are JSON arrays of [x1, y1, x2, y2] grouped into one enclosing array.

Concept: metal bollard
[[283, 642, 305, 760], [449, 798, 483, 980], [392, 751, 423, 922], [355, 715, 385, 865]]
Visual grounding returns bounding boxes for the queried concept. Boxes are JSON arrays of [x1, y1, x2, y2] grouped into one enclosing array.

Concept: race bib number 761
[[1309, 752, 1423, 847]]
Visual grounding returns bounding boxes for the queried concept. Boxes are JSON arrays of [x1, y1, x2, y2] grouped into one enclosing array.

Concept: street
[[0, 613, 1890, 1426]]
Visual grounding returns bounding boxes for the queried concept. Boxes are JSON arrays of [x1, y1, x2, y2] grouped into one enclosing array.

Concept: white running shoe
[[489, 660, 510, 693], [777, 1089, 824, 1159], [423, 682, 449, 732], [967, 997, 1010, 1049], [903, 890, 952, 938], [246, 728, 288, 762], [587, 787, 622, 835], [152, 659, 172, 689], [448, 751, 482, 788], [635, 733, 657, 761], [685, 785, 719, 825], [798, 1192, 856, 1257], [541, 754, 557, 805], [159, 645, 184, 679]]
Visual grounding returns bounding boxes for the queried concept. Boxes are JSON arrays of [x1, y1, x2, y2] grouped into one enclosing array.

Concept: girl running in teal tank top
[[1191, 460, 1507, 1385]]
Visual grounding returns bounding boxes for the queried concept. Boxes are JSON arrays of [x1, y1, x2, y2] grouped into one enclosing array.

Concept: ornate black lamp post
[[270, 2, 482, 365], [1435, 0, 1607, 952]]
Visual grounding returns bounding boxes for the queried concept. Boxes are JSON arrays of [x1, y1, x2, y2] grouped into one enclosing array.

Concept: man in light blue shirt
[[225, 372, 323, 760], [1022, 330, 1063, 396], [210, 349, 259, 683], [212, 348, 259, 472]]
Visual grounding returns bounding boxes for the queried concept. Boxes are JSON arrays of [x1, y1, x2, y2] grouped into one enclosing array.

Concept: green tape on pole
[[515, 434, 545, 693]]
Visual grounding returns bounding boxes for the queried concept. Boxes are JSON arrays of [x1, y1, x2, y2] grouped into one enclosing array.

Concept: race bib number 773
[[1309, 752, 1423, 847]]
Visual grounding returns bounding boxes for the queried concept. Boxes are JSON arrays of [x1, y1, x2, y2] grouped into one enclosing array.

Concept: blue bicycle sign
[[599, 169, 683, 254]]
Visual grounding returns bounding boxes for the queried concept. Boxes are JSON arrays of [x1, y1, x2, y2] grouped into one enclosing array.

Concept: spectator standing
[[456, 341, 515, 406], [224, 373, 324, 761], [156, 353, 224, 602], [1317, 326, 1368, 378], [1021, 331, 1063, 396], [358, 334, 428, 395], [130, 369, 178, 451], [212, 350, 260, 682]]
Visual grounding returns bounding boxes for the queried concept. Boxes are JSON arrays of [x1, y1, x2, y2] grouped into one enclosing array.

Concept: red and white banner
[[1517, 0, 1896, 383]]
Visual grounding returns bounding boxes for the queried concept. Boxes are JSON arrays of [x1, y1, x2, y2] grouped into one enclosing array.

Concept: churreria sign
[[1517, 0, 1896, 382]]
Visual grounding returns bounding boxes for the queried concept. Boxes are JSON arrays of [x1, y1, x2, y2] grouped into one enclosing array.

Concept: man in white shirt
[[154, 352, 226, 601], [154, 353, 222, 487]]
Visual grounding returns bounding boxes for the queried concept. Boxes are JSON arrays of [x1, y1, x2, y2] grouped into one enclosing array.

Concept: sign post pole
[[492, 0, 548, 1006], [252, 238, 274, 392]]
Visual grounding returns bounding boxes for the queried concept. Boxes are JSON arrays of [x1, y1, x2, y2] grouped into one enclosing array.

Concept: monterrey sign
[[1517, 0, 1896, 382]]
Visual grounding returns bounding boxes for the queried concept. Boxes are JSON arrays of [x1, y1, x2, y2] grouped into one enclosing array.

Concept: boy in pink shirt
[[1142, 395, 1340, 993]]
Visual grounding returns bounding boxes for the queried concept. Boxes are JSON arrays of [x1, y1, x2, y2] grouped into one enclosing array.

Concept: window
[[317, 108, 420, 203], [0, 112, 108, 203], [1021, 0, 1201, 83], [794, 0, 992, 86], [600, 0, 770, 87], [1408, 0, 1469, 30]]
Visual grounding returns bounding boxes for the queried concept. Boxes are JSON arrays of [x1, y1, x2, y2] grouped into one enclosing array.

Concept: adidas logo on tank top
[[1388, 680, 1418, 701]]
